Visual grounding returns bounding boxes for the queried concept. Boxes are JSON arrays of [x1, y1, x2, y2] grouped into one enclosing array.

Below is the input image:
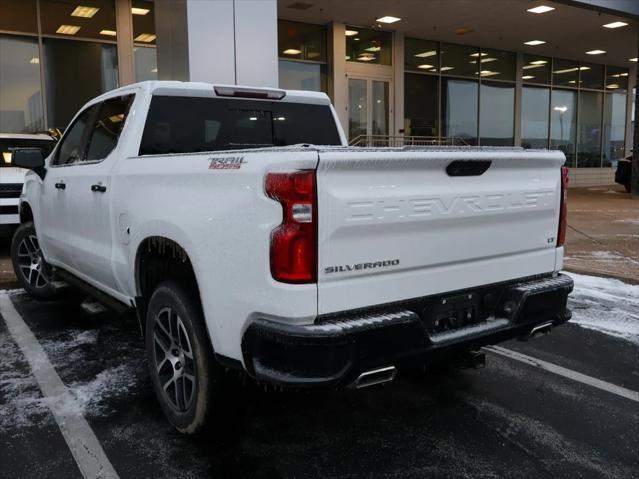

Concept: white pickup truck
[[11, 81, 573, 434]]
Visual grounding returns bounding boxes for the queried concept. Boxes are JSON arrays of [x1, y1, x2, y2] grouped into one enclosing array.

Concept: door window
[[85, 95, 134, 162], [53, 105, 97, 165]]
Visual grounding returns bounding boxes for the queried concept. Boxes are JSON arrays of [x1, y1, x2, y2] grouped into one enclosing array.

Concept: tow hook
[[456, 350, 486, 369]]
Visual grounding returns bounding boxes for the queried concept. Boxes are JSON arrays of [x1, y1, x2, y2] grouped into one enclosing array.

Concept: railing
[[349, 135, 469, 147]]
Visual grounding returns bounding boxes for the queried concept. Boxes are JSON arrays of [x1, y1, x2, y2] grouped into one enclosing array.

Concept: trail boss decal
[[209, 156, 246, 170], [324, 259, 400, 275]]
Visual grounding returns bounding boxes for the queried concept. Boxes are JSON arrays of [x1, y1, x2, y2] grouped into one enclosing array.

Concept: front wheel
[[145, 280, 226, 435], [11, 222, 58, 300]]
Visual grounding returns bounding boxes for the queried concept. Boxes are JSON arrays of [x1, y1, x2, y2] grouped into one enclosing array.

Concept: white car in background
[[0, 133, 56, 236]]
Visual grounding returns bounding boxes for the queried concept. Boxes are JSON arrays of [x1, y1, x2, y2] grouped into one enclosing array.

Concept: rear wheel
[[145, 280, 226, 435], [10, 222, 58, 299]]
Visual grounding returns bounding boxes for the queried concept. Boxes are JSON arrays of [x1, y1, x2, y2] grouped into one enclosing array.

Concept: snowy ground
[[565, 272, 639, 345]]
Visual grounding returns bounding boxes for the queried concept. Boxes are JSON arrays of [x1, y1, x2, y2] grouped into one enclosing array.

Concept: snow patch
[[565, 272, 639, 345]]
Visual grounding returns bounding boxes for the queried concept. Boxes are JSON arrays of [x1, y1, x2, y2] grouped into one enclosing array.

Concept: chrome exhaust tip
[[352, 365, 397, 389], [529, 321, 553, 339]]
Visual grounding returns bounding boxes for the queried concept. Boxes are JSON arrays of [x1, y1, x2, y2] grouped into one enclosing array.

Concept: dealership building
[[1, 0, 637, 186]]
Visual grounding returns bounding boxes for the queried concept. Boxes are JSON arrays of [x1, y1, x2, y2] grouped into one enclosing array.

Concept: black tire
[[10, 222, 58, 300], [145, 280, 224, 435]]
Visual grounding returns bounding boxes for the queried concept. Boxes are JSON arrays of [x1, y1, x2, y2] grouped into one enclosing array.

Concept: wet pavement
[[1, 273, 638, 479]]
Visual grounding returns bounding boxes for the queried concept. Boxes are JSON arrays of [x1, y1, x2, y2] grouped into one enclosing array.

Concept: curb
[[563, 266, 639, 285]]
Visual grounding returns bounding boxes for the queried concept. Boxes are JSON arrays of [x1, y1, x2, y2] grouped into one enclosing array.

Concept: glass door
[[348, 77, 390, 142]]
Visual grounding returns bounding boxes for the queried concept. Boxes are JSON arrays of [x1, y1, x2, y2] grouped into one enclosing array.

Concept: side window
[[53, 106, 97, 166], [85, 95, 134, 162]]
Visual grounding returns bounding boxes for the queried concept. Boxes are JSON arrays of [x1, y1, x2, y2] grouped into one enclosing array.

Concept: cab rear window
[[139, 96, 341, 155]]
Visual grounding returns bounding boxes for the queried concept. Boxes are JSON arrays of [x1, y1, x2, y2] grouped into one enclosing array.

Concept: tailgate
[[316, 148, 565, 315]]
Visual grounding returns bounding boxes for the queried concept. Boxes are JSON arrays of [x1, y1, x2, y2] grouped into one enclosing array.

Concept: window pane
[[404, 73, 438, 136], [348, 78, 367, 140], [440, 43, 479, 77], [135, 47, 157, 81], [441, 78, 478, 145], [580, 63, 604, 90], [40, 0, 117, 41], [521, 86, 550, 149], [132, 0, 156, 45], [602, 92, 627, 167], [278, 60, 326, 92], [0, 35, 44, 132], [405, 38, 438, 72], [0, 0, 37, 33], [55, 105, 97, 165], [480, 81, 514, 146], [522, 54, 551, 84], [606, 66, 628, 92], [44, 38, 118, 129], [480, 49, 515, 82], [278, 20, 326, 62], [372, 81, 389, 136], [86, 96, 132, 161], [139, 97, 341, 155], [346, 26, 391, 66], [553, 59, 579, 88], [550, 89, 577, 167], [577, 91, 603, 167]]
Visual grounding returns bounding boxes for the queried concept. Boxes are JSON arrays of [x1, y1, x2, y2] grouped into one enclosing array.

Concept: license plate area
[[431, 293, 482, 334]]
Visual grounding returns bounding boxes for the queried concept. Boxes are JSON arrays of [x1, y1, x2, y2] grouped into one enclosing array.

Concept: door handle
[[91, 184, 107, 193], [55, 182, 66, 190]]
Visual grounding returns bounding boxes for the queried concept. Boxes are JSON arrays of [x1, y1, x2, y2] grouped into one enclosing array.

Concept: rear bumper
[[241, 274, 574, 387]]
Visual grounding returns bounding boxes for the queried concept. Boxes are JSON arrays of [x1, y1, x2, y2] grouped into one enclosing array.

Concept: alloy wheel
[[16, 234, 50, 289]]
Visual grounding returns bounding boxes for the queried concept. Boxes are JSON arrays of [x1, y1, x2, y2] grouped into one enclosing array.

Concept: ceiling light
[[30, 57, 39, 64], [606, 83, 620, 89], [357, 53, 376, 61], [522, 75, 535, 80], [554, 106, 568, 112], [578, 66, 591, 70], [586, 49, 606, 55], [553, 67, 578, 74], [376, 16, 401, 24], [480, 57, 497, 63], [480, 70, 500, 77], [417, 64, 434, 69], [620, 72, 629, 77], [71, 6, 99, 18], [527, 5, 555, 14], [470, 52, 487, 57], [345, 55, 351, 60], [131, 7, 150, 15], [135, 33, 157, 42], [440, 66, 454, 71], [568, 80, 577, 84], [603, 21, 628, 29], [524, 40, 545, 46], [414, 50, 437, 58], [354, 38, 360, 41], [530, 60, 547, 65], [282, 48, 301, 55], [345, 30, 358, 36], [100, 29, 117, 36], [523, 64, 545, 70], [631, 58, 638, 62], [365, 46, 381, 52], [3, 152, 11, 163], [56, 24, 81, 35]]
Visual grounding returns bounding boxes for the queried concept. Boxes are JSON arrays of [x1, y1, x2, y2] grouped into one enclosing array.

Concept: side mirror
[[11, 148, 45, 170]]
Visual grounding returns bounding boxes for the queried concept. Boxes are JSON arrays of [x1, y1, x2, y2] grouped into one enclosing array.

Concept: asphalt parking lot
[[0, 273, 637, 478]]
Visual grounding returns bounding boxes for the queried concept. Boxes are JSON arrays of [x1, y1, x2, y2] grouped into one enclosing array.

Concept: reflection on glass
[[605, 66, 629, 92], [522, 54, 551, 84], [480, 81, 514, 146], [602, 92, 627, 166], [134, 46, 157, 81], [521, 86, 550, 149], [40, 0, 117, 41], [348, 79, 367, 140], [578, 91, 603, 167], [550, 89, 577, 167], [580, 63, 604, 90], [0, 0, 37, 33], [346, 26, 392, 65], [405, 38, 439, 72], [404, 73, 438, 136], [479, 49, 515, 82], [440, 43, 479, 77], [553, 59, 579, 88], [279, 60, 326, 92], [44, 38, 118, 129], [132, 0, 156, 45], [278, 20, 326, 62], [372, 80, 389, 135], [0, 35, 44, 132], [441, 78, 478, 145]]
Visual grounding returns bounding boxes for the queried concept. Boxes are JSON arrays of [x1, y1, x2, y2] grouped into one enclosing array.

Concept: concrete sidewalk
[[564, 184, 639, 283]]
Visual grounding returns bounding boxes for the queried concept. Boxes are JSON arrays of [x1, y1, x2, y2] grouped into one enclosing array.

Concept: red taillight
[[557, 167, 569, 247], [265, 171, 317, 283]]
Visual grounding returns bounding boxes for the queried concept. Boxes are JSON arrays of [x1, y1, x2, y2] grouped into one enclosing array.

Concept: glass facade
[[278, 20, 327, 91], [441, 78, 478, 145], [346, 26, 391, 65], [550, 89, 578, 167], [480, 81, 515, 146], [521, 86, 550, 149], [602, 93, 627, 166], [404, 73, 438, 136]]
